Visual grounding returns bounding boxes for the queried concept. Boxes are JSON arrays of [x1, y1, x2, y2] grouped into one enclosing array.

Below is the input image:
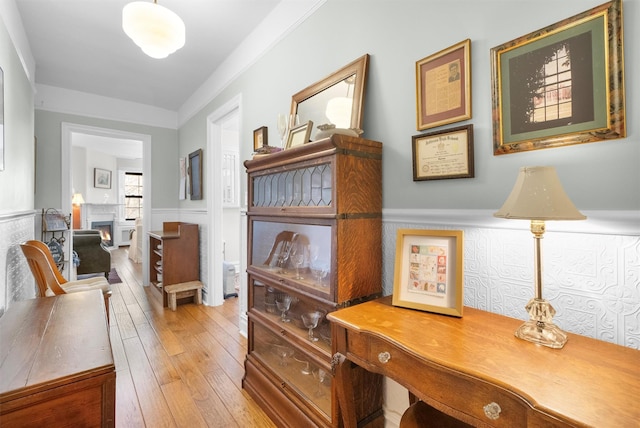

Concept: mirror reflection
[[296, 74, 356, 139]]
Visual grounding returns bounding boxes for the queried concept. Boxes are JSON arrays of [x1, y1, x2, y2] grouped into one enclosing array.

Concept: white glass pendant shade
[[123, 1, 185, 59]]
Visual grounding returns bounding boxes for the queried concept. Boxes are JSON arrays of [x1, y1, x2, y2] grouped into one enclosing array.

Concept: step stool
[[164, 281, 203, 311]]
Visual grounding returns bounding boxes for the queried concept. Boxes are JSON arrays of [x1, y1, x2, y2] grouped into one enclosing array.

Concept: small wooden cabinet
[[243, 135, 384, 427], [148, 222, 199, 307]]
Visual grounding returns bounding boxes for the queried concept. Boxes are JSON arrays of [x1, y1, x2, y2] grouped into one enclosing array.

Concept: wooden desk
[[0, 290, 115, 427], [328, 296, 640, 427]]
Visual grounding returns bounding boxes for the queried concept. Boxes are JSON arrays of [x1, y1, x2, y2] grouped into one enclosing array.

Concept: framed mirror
[[290, 54, 370, 141]]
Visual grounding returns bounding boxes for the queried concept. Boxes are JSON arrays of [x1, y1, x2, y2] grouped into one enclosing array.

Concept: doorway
[[61, 123, 152, 284], [206, 95, 242, 308]]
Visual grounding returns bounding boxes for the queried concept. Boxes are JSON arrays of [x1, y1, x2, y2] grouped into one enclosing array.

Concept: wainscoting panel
[[0, 211, 37, 316]]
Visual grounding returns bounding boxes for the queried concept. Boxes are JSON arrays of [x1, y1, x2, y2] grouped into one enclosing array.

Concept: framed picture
[[416, 39, 472, 131], [491, 0, 625, 155], [94, 168, 112, 189], [285, 121, 313, 149], [188, 148, 203, 200], [392, 229, 464, 317], [253, 126, 268, 151], [412, 124, 474, 181]]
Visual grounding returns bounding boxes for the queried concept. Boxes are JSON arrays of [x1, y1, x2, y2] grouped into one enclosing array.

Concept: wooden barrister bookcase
[[243, 134, 384, 427]]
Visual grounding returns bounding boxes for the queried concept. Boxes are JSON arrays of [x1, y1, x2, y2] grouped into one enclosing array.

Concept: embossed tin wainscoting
[[0, 210, 37, 316]]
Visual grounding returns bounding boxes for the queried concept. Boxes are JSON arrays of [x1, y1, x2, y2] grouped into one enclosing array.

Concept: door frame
[[206, 94, 242, 307], [61, 122, 152, 284]]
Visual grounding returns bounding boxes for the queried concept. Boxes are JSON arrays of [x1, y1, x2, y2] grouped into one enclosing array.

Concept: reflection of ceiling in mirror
[[297, 75, 355, 139]]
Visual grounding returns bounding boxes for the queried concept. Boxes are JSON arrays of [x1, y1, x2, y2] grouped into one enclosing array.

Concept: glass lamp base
[[515, 298, 568, 349]]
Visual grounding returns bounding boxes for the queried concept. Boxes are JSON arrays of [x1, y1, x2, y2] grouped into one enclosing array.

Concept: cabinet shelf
[[243, 135, 384, 427]]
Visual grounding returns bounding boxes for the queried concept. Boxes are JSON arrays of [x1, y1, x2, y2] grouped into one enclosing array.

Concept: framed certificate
[[411, 124, 474, 181]]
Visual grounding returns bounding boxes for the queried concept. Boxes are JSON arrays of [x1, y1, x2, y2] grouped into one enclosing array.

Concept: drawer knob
[[483, 402, 501, 420], [378, 351, 391, 364]]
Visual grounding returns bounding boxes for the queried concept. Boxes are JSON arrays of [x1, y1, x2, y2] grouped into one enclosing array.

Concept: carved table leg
[[332, 352, 358, 428]]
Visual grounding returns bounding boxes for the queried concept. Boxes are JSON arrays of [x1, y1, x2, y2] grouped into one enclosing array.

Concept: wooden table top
[[328, 296, 640, 427], [0, 290, 114, 402]]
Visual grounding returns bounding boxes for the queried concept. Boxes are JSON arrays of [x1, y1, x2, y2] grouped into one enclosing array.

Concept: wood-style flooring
[[108, 247, 275, 427]]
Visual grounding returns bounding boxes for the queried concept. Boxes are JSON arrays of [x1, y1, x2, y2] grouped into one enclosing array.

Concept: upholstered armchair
[[73, 230, 111, 277]]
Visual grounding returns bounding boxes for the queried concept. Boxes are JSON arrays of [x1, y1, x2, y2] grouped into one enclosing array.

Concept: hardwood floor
[[108, 247, 275, 427]]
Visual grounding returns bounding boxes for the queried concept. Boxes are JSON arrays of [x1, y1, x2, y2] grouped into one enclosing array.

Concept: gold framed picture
[[285, 121, 313, 149], [491, 0, 625, 155], [392, 229, 464, 317], [416, 39, 472, 131]]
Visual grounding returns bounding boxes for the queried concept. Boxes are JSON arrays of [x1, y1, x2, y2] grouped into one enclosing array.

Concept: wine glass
[[277, 114, 288, 147], [271, 344, 294, 367], [309, 245, 329, 286], [290, 243, 307, 280], [301, 311, 323, 342], [276, 241, 291, 274], [313, 368, 327, 397], [294, 356, 311, 375], [275, 295, 292, 323]]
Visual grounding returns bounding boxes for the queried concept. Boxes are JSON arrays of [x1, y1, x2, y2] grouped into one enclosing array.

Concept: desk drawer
[[347, 331, 528, 427]]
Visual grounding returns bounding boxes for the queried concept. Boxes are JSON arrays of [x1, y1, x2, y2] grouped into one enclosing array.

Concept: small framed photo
[[188, 148, 203, 200], [392, 229, 464, 317], [412, 124, 474, 181], [285, 120, 313, 149], [416, 39, 472, 131], [253, 126, 268, 151], [94, 168, 112, 189]]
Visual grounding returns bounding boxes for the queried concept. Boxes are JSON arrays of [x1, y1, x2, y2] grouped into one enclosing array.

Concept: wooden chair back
[[19, 242, 67, 296], [24, 240, 68, 285]]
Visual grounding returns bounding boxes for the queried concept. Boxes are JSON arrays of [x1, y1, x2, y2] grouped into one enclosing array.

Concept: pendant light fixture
[[122, 0, 185, 59]]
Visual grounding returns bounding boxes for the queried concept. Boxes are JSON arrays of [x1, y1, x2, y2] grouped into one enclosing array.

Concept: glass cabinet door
[[249, 219, 333, 299], [250, 161, 333, 211], [250, 321, 333, 420], [250, 278, 333, 355]]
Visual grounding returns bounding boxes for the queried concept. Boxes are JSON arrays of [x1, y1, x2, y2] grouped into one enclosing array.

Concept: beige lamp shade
[[71, 193, 85, 206], [494, 166, 586, 221], [123, 1, 185, 59]]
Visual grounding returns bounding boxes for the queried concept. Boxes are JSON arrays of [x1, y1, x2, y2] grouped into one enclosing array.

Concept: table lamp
[[71, 193, 85, 230], [494, 166, 586, 349]]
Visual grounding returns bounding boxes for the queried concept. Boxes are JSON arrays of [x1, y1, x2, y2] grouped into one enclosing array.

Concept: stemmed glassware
[[294, 356, 311, 375], [309, 245, 329, 286], [313, 368, 327, 397], [301, 311, 323, 342], [277, 114, 300, 148], [276, 241, 292, 274], [290, 243, 307, 280], [275, 295, 292, 323], [271, 344, 294, 367], [277, 114, 288, 147]]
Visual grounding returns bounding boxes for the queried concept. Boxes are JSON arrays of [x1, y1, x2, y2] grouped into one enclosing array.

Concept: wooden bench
[[164, 280, 203, 311]]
